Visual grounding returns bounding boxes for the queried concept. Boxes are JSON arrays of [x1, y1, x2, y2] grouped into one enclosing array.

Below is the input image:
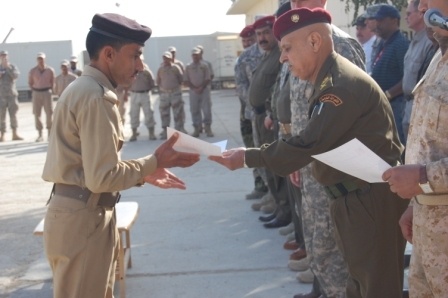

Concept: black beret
[[253, 15, 276, 30], [276, 2, 292, 18], [90, 13, 152, 46], [273, 8, 332, 41]]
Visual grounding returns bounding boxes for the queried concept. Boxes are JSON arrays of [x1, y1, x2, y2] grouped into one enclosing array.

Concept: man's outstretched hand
[[154, 132, 200, 169], [208, 147, 246, 170], [144, 168, 187, 190]]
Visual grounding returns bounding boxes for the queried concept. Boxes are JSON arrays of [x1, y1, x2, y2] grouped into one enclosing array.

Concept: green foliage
[[340, 0, 408, 20]]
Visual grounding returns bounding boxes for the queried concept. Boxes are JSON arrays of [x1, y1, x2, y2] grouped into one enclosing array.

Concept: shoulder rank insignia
[[319, 94, 342, 106], [320, 75, 332, 91]]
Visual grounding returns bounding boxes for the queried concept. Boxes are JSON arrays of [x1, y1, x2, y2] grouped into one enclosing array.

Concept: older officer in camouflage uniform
[[0, 50, 23, 142], [289, 0, 365, 297], [42, 13, 200, 298], [210, 8, 409, 298], [382, 1, 448, 296], [129, 58, 156, 141], [184, 47, 213, 137], [157, 51, 186, 139]]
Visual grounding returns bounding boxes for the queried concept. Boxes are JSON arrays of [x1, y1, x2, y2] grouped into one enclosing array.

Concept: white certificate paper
[[167, 127, 227, 156], [311, 138, 391, 183]]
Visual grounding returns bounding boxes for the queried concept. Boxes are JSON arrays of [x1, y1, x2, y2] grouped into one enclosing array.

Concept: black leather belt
[[324, 180, 370, 199], [52, 183, 120, 207], [253, 106, 266, 115], [33, 87, 51, 92], [131, 90, 150, 93]]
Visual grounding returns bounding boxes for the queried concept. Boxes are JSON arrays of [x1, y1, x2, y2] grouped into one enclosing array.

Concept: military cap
[[0, 50, 7, 56], [370, 4, 400, 19], [239, 25, 255, 38], [70, 55, 78, 62], [192, 47, 201, 55], [168, 46, 176, 52], [163, 51, 172, 59], [365, 4, 382, 19], [273, 8, 332, 41], [196, 45, 204, 51], [90, 13, 152, 46], [352, 13, 367, 27], [61, 60, 69, 66], [37, 52, 46, 59], [252, 15, 276, 30], [276, 1, 291, 18]]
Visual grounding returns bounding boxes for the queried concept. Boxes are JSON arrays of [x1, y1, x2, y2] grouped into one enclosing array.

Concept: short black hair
[[85, 30, 127, 61]]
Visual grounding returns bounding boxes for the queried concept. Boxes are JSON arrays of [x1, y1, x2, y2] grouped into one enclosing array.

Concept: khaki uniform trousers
[[44, 194, 119, 298], [32, 90, 53, 131], [188, 87, 212, 127], [129, 91, 155, 129], [159, 90, 185, 129], [330, 183, 409, 298]]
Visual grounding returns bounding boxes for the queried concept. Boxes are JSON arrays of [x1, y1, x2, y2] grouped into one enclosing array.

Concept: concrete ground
[[0, 89, 312, 298]]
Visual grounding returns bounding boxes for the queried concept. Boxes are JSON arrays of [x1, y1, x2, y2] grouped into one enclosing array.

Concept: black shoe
[[258, 213, 276, 222], [263, 218, 290, 229]]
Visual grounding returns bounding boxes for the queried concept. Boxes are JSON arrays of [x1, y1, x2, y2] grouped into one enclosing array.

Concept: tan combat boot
[[204, 124, 214, 137], [36, 130, 43, 142], [149, 127, 157, 140], [0, 132, 4, 142], [12, 129, 23, 141], [191, 126, 200, 138], [159, 127, 167, 140], [130, 128, 138, 141]]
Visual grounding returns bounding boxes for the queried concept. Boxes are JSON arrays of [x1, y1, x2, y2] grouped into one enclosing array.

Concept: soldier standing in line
[[116, 85, 128, 125], [196, 45, 214, 82], [168, 46, 185, 73], [157, 51, 186, 139], [69, 55, 82, 77], [28, 52, 55, 142], [54, 60, 77, 97], [0, 50, 23, 142], [184, 47, 213, 137], [129, 56, 156, 141]]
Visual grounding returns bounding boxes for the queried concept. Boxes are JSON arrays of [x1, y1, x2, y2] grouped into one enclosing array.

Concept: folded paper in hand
[[167, 127, 227, 156]]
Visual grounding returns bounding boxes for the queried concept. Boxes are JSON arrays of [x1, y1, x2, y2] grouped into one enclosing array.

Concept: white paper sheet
[[311, 138, 391, 183], [167, 127, 227, 156]]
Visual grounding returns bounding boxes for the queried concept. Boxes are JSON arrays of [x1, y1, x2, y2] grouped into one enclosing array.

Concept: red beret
[[252, 15, 276, 30], [90, 13, 152, 46], [239, 25, 255, 38], [273, 8, 332, 41]]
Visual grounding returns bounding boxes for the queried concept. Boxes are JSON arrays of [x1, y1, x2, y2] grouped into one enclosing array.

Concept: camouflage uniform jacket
[[0, 63, 19, 97]]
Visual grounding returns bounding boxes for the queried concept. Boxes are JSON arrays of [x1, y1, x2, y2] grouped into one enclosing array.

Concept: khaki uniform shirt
[[248, 44, 282, 110], [42, 65, 157, 192], [184, 61, 210, 88], [157, 64, 183, 91], [130, 64, 155, 92], [245, 53, 403, 186], [54, 72, 77, 96], [406, 50, 448, 193], [28, 65, 55, 90]]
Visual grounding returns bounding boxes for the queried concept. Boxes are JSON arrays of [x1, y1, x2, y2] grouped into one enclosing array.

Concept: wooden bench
[[33, 201, 139, 298]]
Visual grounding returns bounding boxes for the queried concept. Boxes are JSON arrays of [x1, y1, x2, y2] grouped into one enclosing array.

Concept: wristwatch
[[419, 164, 434, 193]]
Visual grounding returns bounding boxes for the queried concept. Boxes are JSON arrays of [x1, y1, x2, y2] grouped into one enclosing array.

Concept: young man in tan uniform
[[28, 52, 55, 142], [41, 13, 200, 298], [54, 60, 77, 97], [157, 51, 186, 139]]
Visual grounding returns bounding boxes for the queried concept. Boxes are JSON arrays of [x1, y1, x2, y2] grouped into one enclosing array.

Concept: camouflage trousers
[[409, 203, 448, 298], [0, 95, 19, 132], [130, 92, 155, 129], [301, 164, 348, 298], [159, 90, 185, 130]]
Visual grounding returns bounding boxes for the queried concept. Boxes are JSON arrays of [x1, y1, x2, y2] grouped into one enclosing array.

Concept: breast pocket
[[424, 87, 448, 142]]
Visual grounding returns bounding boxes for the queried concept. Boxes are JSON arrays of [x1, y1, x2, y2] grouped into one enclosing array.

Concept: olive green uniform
[[246, 53, 409, 298]]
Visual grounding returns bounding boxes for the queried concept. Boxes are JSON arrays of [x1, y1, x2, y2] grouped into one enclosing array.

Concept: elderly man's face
[[280, 31, 317, 81], [290, 0, 325, 9], [255, 25, 277, 51]]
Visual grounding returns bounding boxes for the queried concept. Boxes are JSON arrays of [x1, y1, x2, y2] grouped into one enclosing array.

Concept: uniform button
[[79, 195, 83, 198]]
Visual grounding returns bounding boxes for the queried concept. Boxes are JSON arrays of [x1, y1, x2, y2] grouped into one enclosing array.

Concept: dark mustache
[[259, 40, 268, 45]]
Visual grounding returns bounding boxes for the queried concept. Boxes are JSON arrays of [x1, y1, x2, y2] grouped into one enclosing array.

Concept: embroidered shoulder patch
[[319, 94, 342, 106]]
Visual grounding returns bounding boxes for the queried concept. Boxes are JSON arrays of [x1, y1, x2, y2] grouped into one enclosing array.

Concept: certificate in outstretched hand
[[167, 127, 227, 156]]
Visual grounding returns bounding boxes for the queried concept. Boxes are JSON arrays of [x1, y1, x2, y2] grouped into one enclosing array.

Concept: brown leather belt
[[131, 90, 150, 93], [53, 183, 120, 207]]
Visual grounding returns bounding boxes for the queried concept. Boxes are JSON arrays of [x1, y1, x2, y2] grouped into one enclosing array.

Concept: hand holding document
[[167, 127, 227, 156], [311, 138, 391, 183]]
